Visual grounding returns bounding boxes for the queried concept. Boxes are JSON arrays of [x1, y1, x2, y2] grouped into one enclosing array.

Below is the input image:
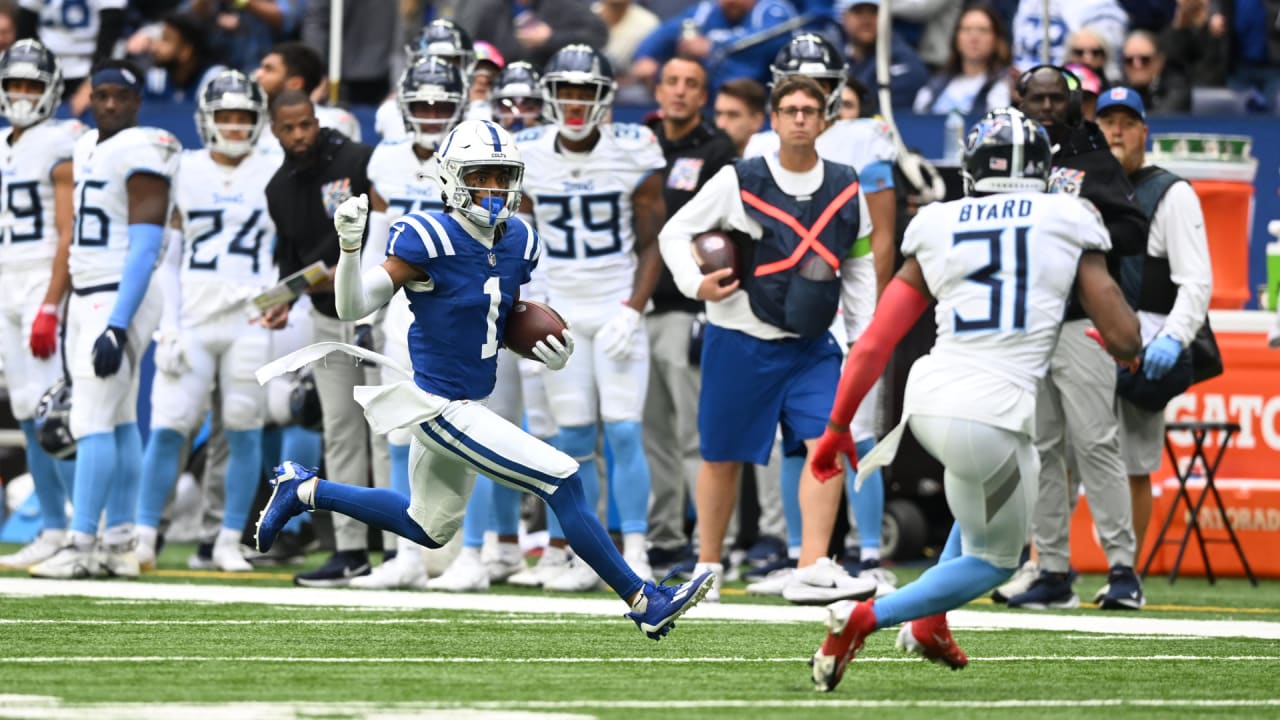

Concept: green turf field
[[2, 542, 1279, 720]]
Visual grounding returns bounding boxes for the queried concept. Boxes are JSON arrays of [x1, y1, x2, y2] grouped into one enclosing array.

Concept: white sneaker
[[484, 544, 526, 584], [859, 565, 899, 598], [992, 560, 1038, 603], [693, 562, 724, 603], [745, 566, 796, 596], [507, 547, 568, 587], [0, 530, 66, 569], [99, 540, 140, 579], [134, 530, 158, 572], [543, 557, 603, 592], [782, 557, 877, 605], [350, 554, 429, 590], [213, 535, 254, 573], [29, 543, 98, 579], [426, 552, 490, 592]]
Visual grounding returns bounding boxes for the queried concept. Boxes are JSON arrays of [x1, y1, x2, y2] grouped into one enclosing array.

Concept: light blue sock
[[55, 456, 76, 499], [547, 424, 599, 542], [604, 421, 649, 535], [136, 427, 186, 528], [69, 432, 116, 536], [781, 452, 805, 551], [19, 419, 70, 530], [604, 433, 619, 533], [490, 480, 522, 536], [262, 427, 282, 477], [849, 437, 884, 553], [104, 423, 143, 528], [224, 429, 264, 533], [939, 522, 962, 563], [388, 442, 411, 496], [461, 475, 493, 548], [545, 472, 643, 601], [873, 554, 1014, 629], [313, 479, 438, 548]]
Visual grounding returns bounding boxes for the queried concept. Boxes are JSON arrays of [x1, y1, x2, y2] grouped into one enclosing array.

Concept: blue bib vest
[[734, 156, 862, 338]]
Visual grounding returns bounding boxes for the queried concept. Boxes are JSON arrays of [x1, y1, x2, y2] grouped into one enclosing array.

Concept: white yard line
[[2, 655, 1277, 664], [2, 577, 1279, 639]]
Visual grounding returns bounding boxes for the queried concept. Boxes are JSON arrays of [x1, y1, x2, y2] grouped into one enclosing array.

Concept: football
[[504, 300, 570, 360], [692, 230, 739, 286]]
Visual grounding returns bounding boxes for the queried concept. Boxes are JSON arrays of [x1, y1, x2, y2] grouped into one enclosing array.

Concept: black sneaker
[[293, 550, 371, 587], [647, 545, 692, 578], [1007, 570, 1080, 609], [745, 535, 786, 569], [244, 530, 308, 567], [1099, 565, 1145, 610]]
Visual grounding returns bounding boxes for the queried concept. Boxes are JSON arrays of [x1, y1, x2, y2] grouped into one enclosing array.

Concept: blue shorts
[[698, 324, 842, 464]]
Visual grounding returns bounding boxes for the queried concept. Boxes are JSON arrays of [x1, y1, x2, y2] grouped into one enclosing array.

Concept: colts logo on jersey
[[321, 177, 353, 218]]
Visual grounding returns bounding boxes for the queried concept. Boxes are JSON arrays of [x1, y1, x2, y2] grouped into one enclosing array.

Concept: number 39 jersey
[[516, 123, 666, 305], [902, 191, 1109, 432], [388, 210, 540, 401], [69, 126, 181, 288], [173, 148, 280, 324], [0, 119, 84, 268]]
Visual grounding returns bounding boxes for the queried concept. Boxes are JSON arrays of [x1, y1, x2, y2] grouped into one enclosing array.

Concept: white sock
[[216, 527, 241, 546], [70, 530, 95, 551], [623, 533, 647, 560], [496, 541, 522, 563], [860, 547, 880, 562], [295, 478, 317, 507], [542, 545, 568, 564], [457, 545, 482, 563], [103, 523, 134, 546], [787, 545, 802, 560], [135, 526, 158, 549]]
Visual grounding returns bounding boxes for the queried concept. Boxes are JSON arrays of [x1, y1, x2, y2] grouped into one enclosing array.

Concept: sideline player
[[254, 119, 714, 639], [807, 108, 1140, 691]]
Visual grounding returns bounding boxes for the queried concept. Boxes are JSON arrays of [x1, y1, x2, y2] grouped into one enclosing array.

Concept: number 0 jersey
[[388, 211, 540, 401], [174, 148, 280, 324], [0, 119, 84, 267], [516, 123, 666, 305], [69, 126, 181, 288], [902, 191, 1110, 433]]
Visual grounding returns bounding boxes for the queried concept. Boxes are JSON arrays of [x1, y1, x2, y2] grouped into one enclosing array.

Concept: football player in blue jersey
[[255, 119, 713, 639]]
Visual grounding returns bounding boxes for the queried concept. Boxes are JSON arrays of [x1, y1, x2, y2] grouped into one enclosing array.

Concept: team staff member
[[263, 89, 377, 587]]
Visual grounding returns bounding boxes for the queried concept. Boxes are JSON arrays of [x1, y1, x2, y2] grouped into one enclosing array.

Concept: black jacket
[[267, 128, 375, 319], [649, 117, 738, 315], [1053, 121, 1149, 320]]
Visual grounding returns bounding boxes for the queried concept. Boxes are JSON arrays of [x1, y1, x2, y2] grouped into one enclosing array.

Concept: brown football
[[692, 230, 739, 286], [504, 300, 569, 360]]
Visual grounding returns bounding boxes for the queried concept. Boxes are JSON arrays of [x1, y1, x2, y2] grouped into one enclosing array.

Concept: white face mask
[[5, 92, 43, 127]]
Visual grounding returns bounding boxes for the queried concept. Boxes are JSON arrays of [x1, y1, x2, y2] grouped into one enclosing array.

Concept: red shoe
[[810, 600, 877, 692], [896, 612, 968, 670]]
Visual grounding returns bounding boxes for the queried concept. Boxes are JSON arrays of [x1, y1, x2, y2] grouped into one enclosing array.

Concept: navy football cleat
[[254, 462, 317, 553], [627, 570, 715, 641]]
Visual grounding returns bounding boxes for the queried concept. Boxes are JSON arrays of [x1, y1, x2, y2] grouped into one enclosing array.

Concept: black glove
[[354, 323, 376, 351], [92, 326, 128, 378]]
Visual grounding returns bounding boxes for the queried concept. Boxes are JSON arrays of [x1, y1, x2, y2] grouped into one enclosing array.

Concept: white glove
[[334, 193, 369, 251], [596, 305, 642, 360], [153, 329, 190, 376], [531, 329, 574, 371]]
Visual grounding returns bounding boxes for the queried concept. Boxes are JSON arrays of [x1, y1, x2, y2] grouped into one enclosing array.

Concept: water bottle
[[942, 110, 965, 163]]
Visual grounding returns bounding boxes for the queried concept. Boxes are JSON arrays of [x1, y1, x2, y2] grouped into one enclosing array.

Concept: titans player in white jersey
[[514, 44, 667, 590], [254, 119, 713, 639], [807, 109, 1140, 691], [30, 60, 180, 580], [0, 41, 82, 570], [133, 70, 277, 572]]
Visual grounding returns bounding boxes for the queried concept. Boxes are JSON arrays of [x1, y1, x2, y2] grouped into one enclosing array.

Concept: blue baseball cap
[[837, 0, 879, 11], [1096, 86, 1146, 122]]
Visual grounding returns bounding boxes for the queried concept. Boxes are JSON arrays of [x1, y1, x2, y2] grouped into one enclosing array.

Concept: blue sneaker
[[1007, 570, 1080, 610], [1099, 565, 1145, 610], [626, 570, 715, 641], [254, 462, 317, 553]]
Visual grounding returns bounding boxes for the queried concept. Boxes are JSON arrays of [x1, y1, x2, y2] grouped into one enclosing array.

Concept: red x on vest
[[740, 181, 861, 277]]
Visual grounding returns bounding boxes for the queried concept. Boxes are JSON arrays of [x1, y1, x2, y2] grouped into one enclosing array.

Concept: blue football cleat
[[626, 570, 715, 641], [254, 462, 317, 553]]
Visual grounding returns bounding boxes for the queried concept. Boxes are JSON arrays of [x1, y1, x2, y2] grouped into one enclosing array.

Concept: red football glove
[[29, 304, 59, 359], [1085, 327, 1140, 373], [811, 426, 858, 482]]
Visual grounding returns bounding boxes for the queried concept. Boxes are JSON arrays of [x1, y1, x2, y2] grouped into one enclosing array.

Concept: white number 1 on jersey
[[481, 276, 501, 359]]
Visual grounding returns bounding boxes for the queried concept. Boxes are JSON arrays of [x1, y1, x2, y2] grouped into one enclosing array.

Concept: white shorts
[[0, 265, 62, 420], [541, 296, 649, 426], [1117, 397, 1165, 475], [150, 312, 270, 433]]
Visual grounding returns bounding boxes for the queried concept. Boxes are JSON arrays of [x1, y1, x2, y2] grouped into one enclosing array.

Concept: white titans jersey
[[256, 104, 363, 155], [516, 123, 666, 304], [368, 138, 444, 221], [0, 119, 83, 267], [69, 126, 181, 287], [902, 191, 1110, 433], [744, 118, 897, 184], [19, 0, 127, 79], [174, 149, 280, 323]]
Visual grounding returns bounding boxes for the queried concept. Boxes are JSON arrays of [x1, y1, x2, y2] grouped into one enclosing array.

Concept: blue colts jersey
[[388, 211, 540, 401]]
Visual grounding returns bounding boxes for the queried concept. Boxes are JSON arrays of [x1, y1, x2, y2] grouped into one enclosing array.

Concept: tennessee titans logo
[[320, 178, 353, 218]]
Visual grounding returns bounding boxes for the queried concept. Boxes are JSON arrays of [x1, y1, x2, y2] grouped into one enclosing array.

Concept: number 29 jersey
[[902, 191, 1109, 433], [516, 123, 666, 305]]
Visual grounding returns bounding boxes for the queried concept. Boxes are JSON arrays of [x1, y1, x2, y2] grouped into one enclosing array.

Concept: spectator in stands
[[839, 78, 867, 119], [17, 0, 127, 116], [1161, 0, 1229, 88], [1065, 61, 1105, 119], [453, 0, 608, 69], [595, 0, 661, 73], [1011, 0, 1128, 82], [469, 41, 505, 111], [1065, 26, 1118, 84], [713, 77, 765, 155], [0, 2, 16, 53], [886, 0, 963, 69], [631, 0, 800, 95], [912, 4, 1012, 115], [143, 12, 224, 103], [1224, 0, 1280, 106], [185, 0, 302, 77], [1121, 29, 1190, 114], [301, 0, 398, 105], [839, 0, 928, 112]]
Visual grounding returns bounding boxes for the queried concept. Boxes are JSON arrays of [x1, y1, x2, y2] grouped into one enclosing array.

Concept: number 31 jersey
[[0, 119, 84, 267], [516, 123, 665, 305]]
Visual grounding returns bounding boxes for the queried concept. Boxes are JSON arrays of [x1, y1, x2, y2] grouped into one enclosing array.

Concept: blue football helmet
[[770, 33, 847, 121], [195, 69, 267, 158], [0, 39, 64, 128], [398, 56, 468, 151], [407, 19, 476, 76], [540, 44, 615, 141], [962, 107, 1053, 195], [34, 378, 75, 460]]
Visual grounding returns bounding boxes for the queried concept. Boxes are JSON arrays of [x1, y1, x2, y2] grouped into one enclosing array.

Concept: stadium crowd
[[0, 0, 1262, 619]]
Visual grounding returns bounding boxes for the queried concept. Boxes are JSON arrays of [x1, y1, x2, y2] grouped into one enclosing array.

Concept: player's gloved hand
[[153, 329, 190, 376], [92, 326, 129, 378], [1143, 334, 1183, 380], [596, 304, 642, 360], [532, 329, 574, 371], [29, 304, 59, 359], [811, 424, 857, 482], [334, 193, 369, 252]]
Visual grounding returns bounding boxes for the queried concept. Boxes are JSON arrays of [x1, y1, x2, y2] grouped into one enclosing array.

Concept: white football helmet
[[195, 69, 267, 158], [0, 39, 64, 129], [540, 44, 615, 141], [436, 119, 524, 228]]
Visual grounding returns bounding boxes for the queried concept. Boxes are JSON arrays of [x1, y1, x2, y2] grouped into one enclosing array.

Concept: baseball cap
[[1064, 63, 1102, 96], [1096, 86, 1146, 121], [837, 0, 880, 12]]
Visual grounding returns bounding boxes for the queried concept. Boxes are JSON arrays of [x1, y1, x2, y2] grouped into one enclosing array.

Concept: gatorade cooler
[[1149, 134, 1258, 309]]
